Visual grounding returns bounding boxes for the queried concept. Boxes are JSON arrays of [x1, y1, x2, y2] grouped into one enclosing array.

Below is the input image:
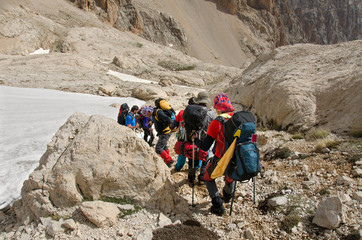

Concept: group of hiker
[[117, 92, 260, 215]]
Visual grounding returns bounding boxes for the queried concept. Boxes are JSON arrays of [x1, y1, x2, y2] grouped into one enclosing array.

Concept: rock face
[[13, 112, 189, 223], [65, 0, 361, 68], [227, 40, 362, 134], [275, 0, 361, 45]]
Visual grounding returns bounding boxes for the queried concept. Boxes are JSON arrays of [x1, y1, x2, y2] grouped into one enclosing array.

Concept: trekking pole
[[252, 176, 256, 205], [191, 134, 196, 207], [229, 181, 237, 216]]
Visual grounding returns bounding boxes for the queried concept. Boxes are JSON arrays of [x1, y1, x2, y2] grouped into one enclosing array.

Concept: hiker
[[176, 92, 216, 184], [192, 91, 217, 183], [153, 98, 175, 167], [117, 103, 129, 125], [139, 106, 155, 147], [171, 97, 202, 174], [192, 93, 236, 215], [125, 105, 139, 130]]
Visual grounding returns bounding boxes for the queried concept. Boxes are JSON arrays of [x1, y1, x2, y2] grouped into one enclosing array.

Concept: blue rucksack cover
[[223, 112, 261, 181]]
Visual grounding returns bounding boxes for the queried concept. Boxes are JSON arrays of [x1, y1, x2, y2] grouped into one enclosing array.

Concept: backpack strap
[[215, 114, 231, 155], [154, 109, 161, 122]]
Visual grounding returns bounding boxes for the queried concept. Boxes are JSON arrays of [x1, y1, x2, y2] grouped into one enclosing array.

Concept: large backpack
[[182, 105, 207, 142], [222, 111, 261, 182], [117, 103, 129, 125]]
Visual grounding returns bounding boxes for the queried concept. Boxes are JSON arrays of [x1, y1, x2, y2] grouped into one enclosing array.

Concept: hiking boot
[[197, 174, 204, 182], [210, 196, 225, 216], [188, 173, 195, 183], [222, 189, 232, 203]]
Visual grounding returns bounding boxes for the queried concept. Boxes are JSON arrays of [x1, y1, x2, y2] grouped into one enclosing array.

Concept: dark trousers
[[155, 133, 171, 154], [143, 127, 154, 146]]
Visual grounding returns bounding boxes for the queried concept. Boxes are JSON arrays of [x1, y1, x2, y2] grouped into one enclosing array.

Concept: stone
[[13, 113, 189, 223], [134, 228, 153, 240], [336, 176, 355, 186], [351, 192, 362, 202], [98, 84, 117, 96], [80, 201, 120, 228], [157, 213, 172, 227], [351, 168, 362, 177], [132, 85, 167, 100], [268, 196, 288, 207], [245, 228, 254, 239], [312, 196, 343, 229], [61, 219, 77, 231], [46, 220, 64, 237], [228, 41, 362, 134], [117, 204, 135, 212], [338, 193, 352, 203]]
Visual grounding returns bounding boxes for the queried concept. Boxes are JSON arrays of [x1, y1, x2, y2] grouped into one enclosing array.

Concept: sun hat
[[188, 97, 196, 105], [193, 91, 210, 106], [141, 106, 153, 116], [214, 93, 234, 113]]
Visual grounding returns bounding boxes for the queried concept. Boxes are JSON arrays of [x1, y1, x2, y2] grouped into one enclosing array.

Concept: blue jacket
[[125, 113, 136, 127]]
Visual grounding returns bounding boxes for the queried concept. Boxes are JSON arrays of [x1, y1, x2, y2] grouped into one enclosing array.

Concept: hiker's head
[[131, 105, 139, 113], [141, 106, 153, 116], [188, 97, 196, 105], [194, 91, 210, 107], [214, 94, 234, 113]]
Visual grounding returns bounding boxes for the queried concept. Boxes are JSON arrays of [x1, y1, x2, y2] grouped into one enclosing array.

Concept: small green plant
[[135, 42, 143, 48], [292, 133, 304, 139], [118, 205, 143, 218], [51, 214, 71, 221], [100, 196, 143, 218], [315, 139, 339, 152], [82, 196, 94, 202], [280, 214, 302, 233], [310, 129, 330, 140]]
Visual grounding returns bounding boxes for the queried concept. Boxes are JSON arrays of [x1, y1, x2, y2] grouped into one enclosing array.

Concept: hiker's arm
[[159, 110, 172, 125], [194, 135, 214, 151], [170, 120, 180, 130]]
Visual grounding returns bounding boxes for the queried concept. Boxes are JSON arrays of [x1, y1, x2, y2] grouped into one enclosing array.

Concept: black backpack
[[182, 105, 207, 142], [117, 103, 129, 125]]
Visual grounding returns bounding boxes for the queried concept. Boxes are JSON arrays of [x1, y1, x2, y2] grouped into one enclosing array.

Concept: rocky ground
[[0, 1, 361, 239], [1, 129, 361, 239]]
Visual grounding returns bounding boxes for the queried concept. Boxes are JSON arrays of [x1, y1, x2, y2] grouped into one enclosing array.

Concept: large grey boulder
[[13, 112, 189, 223], [312, 196, 344, 229], [228, 40, 362, 134]]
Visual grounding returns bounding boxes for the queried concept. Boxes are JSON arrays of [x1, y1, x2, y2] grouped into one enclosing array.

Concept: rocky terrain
[[0, 0, 361, 239], [0, 113, 361, 239]]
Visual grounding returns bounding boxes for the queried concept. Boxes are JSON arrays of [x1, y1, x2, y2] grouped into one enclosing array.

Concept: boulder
[[98, 84, 117, 96], [227, 41, 362, 134], [133, 85, 168, 100], [13, 112, 189, 223], [312, 196, 344, 229], [80, 201, 120, 228]]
